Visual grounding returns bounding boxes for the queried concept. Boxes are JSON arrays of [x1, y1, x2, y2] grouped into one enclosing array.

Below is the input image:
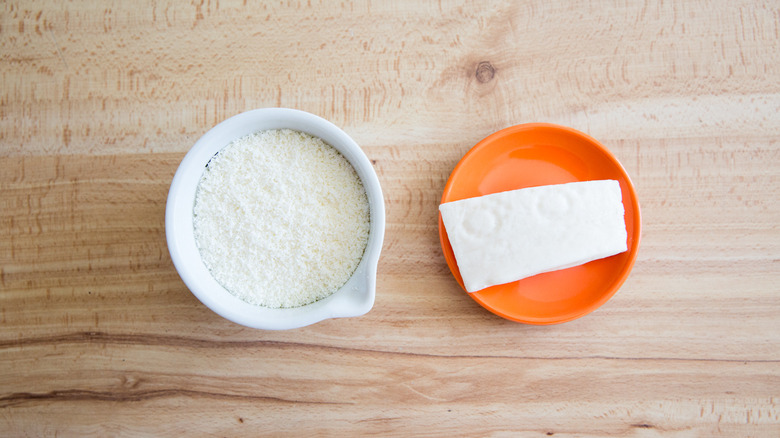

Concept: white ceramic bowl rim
[[165, 108, 385, 330]]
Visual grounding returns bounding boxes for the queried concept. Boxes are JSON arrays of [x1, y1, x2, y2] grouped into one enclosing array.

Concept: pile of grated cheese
[[193, 129, 370, 308]]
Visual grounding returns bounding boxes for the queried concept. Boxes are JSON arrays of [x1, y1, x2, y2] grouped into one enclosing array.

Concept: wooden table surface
[[2, 1, 779, 436]]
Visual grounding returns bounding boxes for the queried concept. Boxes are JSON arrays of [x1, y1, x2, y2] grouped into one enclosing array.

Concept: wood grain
[[2, 0, 779, 436]]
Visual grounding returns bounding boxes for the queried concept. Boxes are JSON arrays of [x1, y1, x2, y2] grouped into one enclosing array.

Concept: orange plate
[[439, 123, 641, 325]]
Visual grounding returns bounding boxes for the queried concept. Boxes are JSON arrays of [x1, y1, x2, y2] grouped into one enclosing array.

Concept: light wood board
[[2, 1, 779, 436]]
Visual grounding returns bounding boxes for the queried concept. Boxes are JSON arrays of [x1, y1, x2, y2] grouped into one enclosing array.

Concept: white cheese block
[[439, 180, 628, 293]]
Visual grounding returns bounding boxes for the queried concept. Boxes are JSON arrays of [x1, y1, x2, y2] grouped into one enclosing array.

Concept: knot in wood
[[475, 61, 495, 83]]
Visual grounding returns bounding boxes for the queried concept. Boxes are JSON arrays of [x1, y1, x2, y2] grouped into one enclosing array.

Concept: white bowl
[[165, 108, 385, 330]]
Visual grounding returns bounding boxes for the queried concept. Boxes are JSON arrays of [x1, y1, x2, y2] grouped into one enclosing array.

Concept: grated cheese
[[193, 129, 370, 308]]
